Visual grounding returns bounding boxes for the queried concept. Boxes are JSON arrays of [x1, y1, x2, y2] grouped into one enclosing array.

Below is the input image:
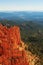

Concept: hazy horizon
[[0, 0, 43, 12]]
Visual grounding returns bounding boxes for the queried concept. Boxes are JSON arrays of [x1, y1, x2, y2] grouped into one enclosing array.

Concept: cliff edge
[[0, 24, 29, 65]]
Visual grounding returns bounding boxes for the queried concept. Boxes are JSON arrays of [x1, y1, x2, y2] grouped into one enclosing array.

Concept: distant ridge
[[0, 12, 43, 24]]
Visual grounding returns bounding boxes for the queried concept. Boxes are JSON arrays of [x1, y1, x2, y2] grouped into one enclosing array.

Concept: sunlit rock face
[[0, 24, 29, 65]]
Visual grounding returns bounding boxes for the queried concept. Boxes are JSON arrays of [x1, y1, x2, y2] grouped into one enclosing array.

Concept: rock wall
[[0, 24, 29, 65]]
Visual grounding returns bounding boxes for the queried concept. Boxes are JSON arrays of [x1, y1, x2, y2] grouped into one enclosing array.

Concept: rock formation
[[0, 24, 29, 65]]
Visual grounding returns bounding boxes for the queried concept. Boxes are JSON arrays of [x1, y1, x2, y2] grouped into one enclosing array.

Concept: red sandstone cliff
[[0, 24, 29, 65]]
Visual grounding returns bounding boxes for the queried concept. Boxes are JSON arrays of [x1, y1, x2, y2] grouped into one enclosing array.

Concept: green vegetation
[[0, 20, 43, 65]]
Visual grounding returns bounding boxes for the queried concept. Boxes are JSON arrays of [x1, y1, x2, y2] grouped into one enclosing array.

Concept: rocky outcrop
[[0, 24, 40, 65], [22, 42, 40, 65], [0, 24, 29, 65]]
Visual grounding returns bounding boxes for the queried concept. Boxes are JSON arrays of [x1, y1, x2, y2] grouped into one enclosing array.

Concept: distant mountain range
[[0, 11, 43, 25]]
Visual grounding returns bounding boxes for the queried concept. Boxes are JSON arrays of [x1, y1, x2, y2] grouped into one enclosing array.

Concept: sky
[[0, 0, 43, 12]]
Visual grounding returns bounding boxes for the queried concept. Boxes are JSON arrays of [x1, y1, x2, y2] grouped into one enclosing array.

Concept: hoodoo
[[0, 24, 29, 65]]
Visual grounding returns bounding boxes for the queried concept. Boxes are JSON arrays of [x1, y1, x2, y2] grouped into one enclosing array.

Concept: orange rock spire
[[0, 24, 29, 65]]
